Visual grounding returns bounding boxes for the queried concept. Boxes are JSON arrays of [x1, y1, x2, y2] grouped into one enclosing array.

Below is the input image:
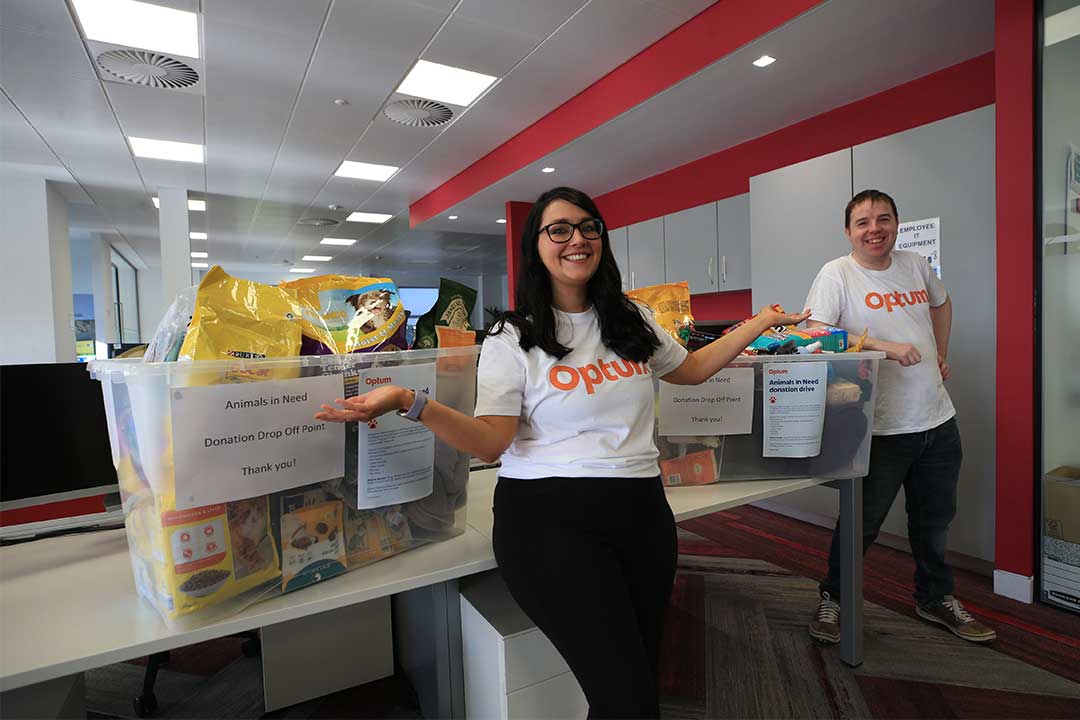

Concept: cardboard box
[[1045, 466, 1080, 544], [660, 449, 718, 486]]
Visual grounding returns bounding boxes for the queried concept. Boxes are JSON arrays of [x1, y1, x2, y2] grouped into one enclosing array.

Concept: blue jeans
[[820, 417, 962, 607]]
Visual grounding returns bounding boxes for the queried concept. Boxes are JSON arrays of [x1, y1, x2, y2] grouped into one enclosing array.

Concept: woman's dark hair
[[490, 186, 661, 362]]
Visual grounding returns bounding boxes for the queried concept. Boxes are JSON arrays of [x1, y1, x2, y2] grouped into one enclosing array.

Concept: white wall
[[138, 266, 165, 342], [0, 176, 75, 363]]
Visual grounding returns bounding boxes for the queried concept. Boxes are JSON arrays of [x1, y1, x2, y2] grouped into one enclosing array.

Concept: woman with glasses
[[317, 187, 807, 717]]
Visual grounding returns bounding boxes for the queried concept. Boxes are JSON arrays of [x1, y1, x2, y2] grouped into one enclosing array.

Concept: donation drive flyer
[[356, 363, 437, 509], [762, 362, 828, 458]]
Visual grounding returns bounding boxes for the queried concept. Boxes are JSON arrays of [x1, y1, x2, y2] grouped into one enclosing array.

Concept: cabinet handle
[[631, 271, 636, 289], [721, 255, 727, 284], [708, 256, 714, 283]]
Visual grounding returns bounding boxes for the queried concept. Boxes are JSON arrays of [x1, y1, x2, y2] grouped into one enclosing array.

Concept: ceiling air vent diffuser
[[96, 49, 199, 90], [383, 99, 453, 128], [296, 218, 339, 228]]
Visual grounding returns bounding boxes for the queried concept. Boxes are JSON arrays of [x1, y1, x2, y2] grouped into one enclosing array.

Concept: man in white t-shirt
[[805, 189, 995, 645]]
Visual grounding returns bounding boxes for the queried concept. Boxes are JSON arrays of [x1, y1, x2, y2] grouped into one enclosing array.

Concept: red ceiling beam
[[409, 0, 822, 227]]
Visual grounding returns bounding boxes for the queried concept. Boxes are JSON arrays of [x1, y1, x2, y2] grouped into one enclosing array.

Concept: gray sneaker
[[808, 592, 840, 644], [916, 595, 997, 643]]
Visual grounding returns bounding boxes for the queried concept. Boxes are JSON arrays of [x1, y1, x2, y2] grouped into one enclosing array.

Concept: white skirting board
[[993, 569, 1034, 604]]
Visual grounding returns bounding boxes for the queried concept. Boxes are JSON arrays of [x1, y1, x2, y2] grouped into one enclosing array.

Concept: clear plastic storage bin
[[89, 346, 478, 627], [656, 351, 883, 485]]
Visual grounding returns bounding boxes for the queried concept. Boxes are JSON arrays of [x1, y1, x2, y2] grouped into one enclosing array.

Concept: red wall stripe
[[594, 53, 995, 228], [410, 0, 823, 227], [691, 290, 753, 321], [993, 0, 1036, 579], [0, 495, 105, 528]]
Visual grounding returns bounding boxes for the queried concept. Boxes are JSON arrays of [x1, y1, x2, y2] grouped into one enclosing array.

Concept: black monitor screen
[[0, 362, 118, 508]]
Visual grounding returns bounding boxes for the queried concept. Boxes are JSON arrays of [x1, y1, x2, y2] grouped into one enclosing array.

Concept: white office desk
[[0, 469, 861, 718]]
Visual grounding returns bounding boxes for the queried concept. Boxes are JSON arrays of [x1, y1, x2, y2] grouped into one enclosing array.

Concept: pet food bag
[[626, 281, 695, 346], [281, 274, 408, 354], [412, 278, 477, 349]]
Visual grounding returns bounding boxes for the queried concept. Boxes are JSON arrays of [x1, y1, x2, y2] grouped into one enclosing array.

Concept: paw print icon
[[367, 419, 378, 430], [769, 396, 777, 404]]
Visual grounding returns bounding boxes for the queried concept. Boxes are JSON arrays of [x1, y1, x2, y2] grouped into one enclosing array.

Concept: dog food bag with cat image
[[281, 274, 408, 354], [179, 266, 303, 368], [412, 277, 477, 349]]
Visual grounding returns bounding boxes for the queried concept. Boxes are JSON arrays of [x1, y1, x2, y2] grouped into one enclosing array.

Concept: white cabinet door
[[627, 218, 665, 289], [607, 226, 630, 292], [663, 201, 718, 293], [716, 193, 751, 290]]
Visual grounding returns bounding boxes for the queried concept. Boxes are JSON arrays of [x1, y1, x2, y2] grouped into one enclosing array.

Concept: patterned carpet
[[85, 505, 1080, 719]]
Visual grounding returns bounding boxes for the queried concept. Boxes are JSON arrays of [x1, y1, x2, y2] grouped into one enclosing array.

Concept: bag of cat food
[[280, 274, 408, 354], [626, 281, 694, 346], [179, 266, 303, 364], [133, 496, 280, 622], [280, 499, 347, 592], [412, 278, 477, 349]]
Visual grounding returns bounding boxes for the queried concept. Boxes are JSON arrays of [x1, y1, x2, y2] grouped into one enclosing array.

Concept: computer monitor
[[0, 362, 119, 511]]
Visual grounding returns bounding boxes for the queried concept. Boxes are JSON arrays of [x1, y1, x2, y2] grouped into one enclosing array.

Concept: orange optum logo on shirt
[[548, 358, 651, 395], [864, 289, 929, 313]]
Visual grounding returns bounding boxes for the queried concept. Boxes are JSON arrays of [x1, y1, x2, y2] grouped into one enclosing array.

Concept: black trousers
[[821, 417, 963, 606], [492, 475, 678, 719]]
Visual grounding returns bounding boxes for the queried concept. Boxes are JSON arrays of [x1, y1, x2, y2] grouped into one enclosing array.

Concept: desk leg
[[838, 476, 864, 667], [393, 579, 465, 719]]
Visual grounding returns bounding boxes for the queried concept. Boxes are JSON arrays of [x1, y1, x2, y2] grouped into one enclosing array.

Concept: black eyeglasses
[[539, 218, 604, 243]]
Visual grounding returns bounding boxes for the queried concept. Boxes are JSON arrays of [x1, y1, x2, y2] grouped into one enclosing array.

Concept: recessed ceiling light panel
[[448, 215, 458, 220], [73, 0, 200, 58], [396, 59, 497, 107], [346, 211, 393, 223], [541, 167, 555, 173], [752, 55, 776, 68], [289, 267, 316, 273], [302, 255, 332, 262], [191, 262, 208, 268], [321, 238, 357, 246], [496, 218, 507, 224], [189, 232, 206, 240], [334, 161, 398, 182], [190, 251, 208, 258], [130, 136, 203, 163]]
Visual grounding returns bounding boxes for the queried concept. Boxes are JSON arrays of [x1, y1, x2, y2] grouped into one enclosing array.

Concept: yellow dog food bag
[[179, 266, 303, 363], [626, 281, 695, 346]]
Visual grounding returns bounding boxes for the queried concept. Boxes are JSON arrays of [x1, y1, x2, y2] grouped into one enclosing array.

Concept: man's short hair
[[845, 189, 898, 228]]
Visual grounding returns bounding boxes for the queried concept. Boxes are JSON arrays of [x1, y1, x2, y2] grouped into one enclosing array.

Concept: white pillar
[[158, 187, 191, 310], [90, 233, 118, 343], [0, 176, 75, 363], [138, 266, 165, 340]]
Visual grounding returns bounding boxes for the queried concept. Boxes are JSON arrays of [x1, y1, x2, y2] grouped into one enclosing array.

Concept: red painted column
[[505, 201, 532, 310], [993, 0, 1036, 583]]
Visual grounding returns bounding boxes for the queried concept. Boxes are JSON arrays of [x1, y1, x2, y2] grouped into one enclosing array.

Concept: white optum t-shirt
[[475, 306, 688, 478], [804, 250, 955, 435]]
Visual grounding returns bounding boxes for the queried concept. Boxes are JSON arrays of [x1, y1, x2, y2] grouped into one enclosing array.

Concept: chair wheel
[[241, 636, 262, 657], [133, 692, 158, 717]]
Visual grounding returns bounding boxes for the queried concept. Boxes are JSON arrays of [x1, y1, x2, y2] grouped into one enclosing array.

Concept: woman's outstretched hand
[[758, 305, 811, 328], [315, 385, 407, 423]]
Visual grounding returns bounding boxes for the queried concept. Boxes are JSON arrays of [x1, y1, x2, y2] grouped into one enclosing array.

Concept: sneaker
[[916, 595, 997, 643], [808, 592, 840, 644]]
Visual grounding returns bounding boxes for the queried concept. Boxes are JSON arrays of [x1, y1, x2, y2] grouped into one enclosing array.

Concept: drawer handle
[[722, 255, 727, 284], [708, 256, 714, 283]]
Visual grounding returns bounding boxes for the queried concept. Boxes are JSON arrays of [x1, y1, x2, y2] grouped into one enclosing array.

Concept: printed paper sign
[[356, 363, 437, 509], [171, 374, 346, 510], [896, 217, 941, 278], [762, 362, 828, 458], [659, 368, 754, 436]]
